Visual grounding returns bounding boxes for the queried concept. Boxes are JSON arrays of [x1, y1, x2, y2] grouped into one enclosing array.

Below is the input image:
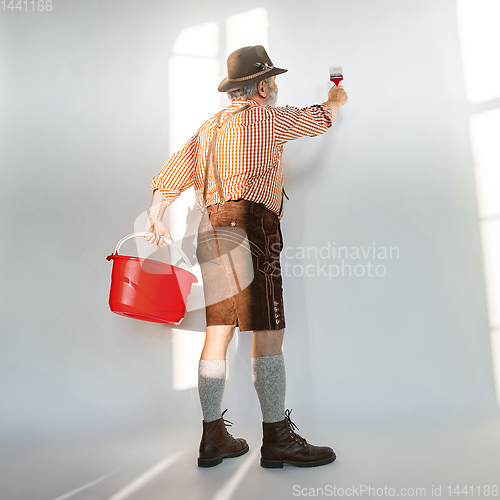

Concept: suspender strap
[[203, 104, 251, 208], [278, 186, 289, 218], [204, 110, 225, 206]]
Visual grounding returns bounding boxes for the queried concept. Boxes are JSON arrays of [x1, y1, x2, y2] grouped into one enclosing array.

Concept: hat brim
[[218, 67, 288, 92]]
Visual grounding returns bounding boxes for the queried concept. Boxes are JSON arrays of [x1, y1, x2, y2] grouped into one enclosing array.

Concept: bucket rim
[[107, 254, 198, 283], [107, 232, 195, 275]]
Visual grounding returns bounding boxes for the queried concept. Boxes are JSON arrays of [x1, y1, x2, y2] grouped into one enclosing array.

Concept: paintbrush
[[329, 66, 343, 86]]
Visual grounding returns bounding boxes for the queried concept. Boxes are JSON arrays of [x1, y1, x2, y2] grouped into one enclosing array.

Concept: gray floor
[[2, 415, 500, 500]]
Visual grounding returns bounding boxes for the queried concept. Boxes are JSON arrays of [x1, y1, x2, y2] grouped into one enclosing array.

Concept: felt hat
[[218, 45, 288, 92]]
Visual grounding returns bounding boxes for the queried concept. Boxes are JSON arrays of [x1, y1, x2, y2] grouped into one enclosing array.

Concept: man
[[145, 45, 348, 468]]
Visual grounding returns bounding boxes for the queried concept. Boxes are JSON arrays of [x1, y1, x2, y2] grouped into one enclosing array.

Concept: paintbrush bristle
[[329, 65, 343, 77]]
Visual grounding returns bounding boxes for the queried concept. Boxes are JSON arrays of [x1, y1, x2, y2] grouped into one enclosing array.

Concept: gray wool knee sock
[[251, 354, 286, 423], [198, 359, 227, 423]]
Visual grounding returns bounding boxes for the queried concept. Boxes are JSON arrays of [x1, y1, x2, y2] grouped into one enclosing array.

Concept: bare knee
[[204, 325, 236, 348], [201, 325, 237, 360], [252, 328, 284, 357], [206, 324, 236, 342]]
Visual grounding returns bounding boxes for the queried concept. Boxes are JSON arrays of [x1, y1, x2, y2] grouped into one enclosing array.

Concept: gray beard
[[267, 87, 278, 107]]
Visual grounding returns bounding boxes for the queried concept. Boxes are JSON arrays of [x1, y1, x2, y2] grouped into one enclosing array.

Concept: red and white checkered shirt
[[151, 99, 333, 220]]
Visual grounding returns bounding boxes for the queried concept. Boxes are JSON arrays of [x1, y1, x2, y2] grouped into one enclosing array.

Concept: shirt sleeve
[[151, 131, 198, 206], [272, 104, 333, 144]]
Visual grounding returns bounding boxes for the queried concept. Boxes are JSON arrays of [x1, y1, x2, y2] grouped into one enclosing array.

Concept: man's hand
[[327, 84, 348, 107], [321, 84, 348, 120], [144, 217, 174, 247], [144, 189, 174, 246]]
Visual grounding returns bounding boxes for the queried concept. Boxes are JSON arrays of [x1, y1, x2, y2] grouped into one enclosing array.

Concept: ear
[[257, 80, 267, 98]]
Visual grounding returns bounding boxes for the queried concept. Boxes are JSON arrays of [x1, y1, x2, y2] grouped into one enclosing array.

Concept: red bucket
[[106, 232, 198, 324]]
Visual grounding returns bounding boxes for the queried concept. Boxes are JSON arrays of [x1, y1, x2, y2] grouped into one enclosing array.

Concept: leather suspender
[[278, 186, 289, 219], [203, 104, 251, 207]]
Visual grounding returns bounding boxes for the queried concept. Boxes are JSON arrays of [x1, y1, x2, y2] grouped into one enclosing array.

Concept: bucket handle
[[109, 232, 194, 274]]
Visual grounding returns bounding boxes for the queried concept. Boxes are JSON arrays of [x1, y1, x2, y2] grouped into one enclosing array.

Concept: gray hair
[[226, 77, 274, 101]]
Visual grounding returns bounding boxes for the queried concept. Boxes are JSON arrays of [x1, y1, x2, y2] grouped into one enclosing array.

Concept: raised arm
[[320, 84, 348, 121], [273, 84, 348, 144]]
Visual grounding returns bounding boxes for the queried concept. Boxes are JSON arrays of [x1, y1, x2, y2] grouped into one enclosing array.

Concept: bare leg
[[252, 328, 285, 357], [200, 324, 237, 360]]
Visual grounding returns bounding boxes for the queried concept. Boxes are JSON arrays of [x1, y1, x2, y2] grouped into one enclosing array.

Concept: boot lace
[[221, 409, 233, 434], [285, 409, 307, 447]]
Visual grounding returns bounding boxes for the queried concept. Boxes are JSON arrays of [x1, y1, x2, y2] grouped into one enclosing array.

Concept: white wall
[[1, 0, 498, 442]]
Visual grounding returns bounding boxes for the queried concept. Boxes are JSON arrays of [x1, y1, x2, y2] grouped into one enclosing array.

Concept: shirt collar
[[227, 99, 259, 109]]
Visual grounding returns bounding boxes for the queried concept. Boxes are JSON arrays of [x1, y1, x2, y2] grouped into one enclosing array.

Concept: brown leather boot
[[260, 409, 336, 468], [198, 409, 249, 467]]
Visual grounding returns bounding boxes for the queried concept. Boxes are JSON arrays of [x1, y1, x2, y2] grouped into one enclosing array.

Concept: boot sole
[[198, 444, 250, 468], [260, 453, 336, 468]]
